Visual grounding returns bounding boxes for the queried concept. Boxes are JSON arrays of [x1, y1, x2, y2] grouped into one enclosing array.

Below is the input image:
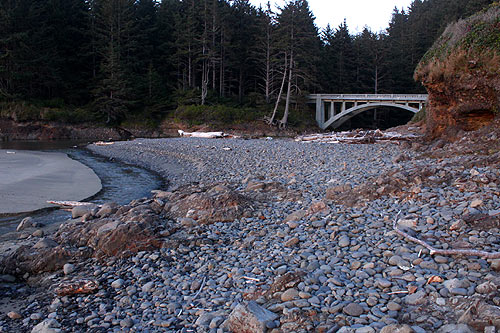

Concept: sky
[[249, 0, 414, 34]]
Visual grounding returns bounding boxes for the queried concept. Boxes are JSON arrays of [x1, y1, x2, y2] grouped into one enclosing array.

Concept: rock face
[[225, 301, 278, 333], [0, 183, 262, 277], [58, 203, 165, 258], [0, 199, 172, 276], [414, 4, 500, 139]]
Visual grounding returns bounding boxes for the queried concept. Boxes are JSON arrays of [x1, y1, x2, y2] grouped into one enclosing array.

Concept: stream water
[[0, 140, 164, 236]]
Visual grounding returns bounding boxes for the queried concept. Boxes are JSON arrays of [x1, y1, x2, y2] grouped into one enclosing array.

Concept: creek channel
[[0, 140, 164, 237]]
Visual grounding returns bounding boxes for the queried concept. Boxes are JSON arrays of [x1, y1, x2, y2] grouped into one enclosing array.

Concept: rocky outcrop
[[56, 202, 167, 258], [0, 199, 173, 276], [0, 180, 299, 277], [415, 4, 500, 139]]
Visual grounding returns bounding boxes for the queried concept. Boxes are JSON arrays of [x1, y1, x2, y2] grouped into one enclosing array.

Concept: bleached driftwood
[[94, 141, 115, 146], [393, 211, 500, 259], [296, 129, 420, 144], [178, 130, 225, 138], [47, 200, 101, 208]]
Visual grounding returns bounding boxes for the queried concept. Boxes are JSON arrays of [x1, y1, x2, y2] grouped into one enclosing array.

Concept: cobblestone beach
[[1, 137, 499, 333]]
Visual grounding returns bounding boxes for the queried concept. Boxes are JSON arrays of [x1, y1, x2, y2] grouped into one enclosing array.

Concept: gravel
[[2, 137, 499, 332]]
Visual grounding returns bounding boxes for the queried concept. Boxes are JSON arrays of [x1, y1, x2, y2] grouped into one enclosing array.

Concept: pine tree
[[254, 2, 276, 105], [92, 0, 136, 123], [226, 0, 258, 103], [155, 0, 177, 96], [130, 0, 161, 104], [352, 28, 387, 93]]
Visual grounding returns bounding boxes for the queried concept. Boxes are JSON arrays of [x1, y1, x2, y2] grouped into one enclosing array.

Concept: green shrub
[[410, 106, 426, 123], [174, 104, 266, 125], [0, 101, 42, 121], [0, 101, 96, 123], [42, 107, 96, 123]]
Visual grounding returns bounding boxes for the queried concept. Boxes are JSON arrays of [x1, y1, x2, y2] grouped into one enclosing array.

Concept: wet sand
[[0, 150, 102, 214]]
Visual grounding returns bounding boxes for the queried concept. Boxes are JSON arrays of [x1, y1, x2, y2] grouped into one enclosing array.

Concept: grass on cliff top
[[415, 3, 500, 81]]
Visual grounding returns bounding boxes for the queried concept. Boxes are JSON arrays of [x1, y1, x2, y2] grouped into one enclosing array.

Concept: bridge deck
[[308, 94, 428, 130], [308, 94, 428, 102]]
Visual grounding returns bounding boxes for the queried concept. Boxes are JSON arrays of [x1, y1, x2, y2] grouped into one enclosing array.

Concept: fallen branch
[[241, 276, 260, 282], [295, 129, 420, 144], [192, 276, 207, 300], [393, 211, 500, 259]]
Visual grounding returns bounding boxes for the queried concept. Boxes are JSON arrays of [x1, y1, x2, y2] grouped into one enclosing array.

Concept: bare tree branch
[[393, 211, 500, 259]]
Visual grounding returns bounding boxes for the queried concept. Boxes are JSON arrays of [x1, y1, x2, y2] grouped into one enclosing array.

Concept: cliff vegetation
[[415, 3, 500, 138]]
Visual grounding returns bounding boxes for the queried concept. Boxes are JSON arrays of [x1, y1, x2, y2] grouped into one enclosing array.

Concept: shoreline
[[0, 147, 163, 240], [1, 137, 499, 332], [0, 149, 102, 215]]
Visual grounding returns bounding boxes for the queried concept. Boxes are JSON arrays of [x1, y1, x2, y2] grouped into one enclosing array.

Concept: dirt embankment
[[0, 119, 137, 141], [0, 118, 303, 141], [415, 4, 500, 140]]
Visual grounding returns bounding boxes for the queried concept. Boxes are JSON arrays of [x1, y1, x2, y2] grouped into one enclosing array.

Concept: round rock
[[343, 302, 364, 317]]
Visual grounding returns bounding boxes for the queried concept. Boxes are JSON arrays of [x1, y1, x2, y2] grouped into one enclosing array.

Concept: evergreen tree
[[353, 28, 382, 93], [132, 0, 160, 103], [226, 0, 258, 102], [254, 2, 276, 104], [320, 20, 356, 93], [1, 0, 497, 127], [385, 8, 416, 93], [155, 0, 178, 95], [92, 0, 136, 123]]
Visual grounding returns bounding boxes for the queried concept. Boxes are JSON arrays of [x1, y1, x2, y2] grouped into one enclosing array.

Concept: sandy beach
[[0, 150, 102, 214]]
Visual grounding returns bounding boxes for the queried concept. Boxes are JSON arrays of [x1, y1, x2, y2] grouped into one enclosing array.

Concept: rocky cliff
[[415, 3, 500, 139]]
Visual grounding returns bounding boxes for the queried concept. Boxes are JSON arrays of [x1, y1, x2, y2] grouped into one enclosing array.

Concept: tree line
[[0, 0, 494, 126]]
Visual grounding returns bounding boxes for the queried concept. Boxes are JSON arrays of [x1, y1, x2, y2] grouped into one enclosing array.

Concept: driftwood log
[[178, 130, 225, 138]]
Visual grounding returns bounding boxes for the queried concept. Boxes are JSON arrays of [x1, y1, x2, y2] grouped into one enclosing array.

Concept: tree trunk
[[188, 43, 192, 88], [238, 68, 243, 103], [265, 29, 271, 104], [279, 50, 293, 129], [269, 52, 288, 125], [201, 0, 209, 105], [201, 62, 209, 105], [219, 27, 225, 97], [148, 62, 153, 100]]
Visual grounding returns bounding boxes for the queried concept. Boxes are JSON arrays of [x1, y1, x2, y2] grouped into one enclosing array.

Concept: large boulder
[[1, 242, 71, 276], [56, 203, 168, 258], [163, 183, 252, 224], [225, 301, 278, 333], [0, 200, 174, 277]]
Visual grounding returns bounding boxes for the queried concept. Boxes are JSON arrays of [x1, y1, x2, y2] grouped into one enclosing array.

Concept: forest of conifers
[[0, 0, 495, 125]]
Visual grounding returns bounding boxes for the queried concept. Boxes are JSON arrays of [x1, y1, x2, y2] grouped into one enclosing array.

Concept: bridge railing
[[308, 94, 428, 101]]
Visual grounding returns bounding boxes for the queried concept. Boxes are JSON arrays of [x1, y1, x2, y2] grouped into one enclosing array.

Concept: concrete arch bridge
[[308, 94, 428, 130]]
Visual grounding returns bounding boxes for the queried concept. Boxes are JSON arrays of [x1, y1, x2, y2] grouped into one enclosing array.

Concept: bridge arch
[[308, 94, 428, 130], [322, 102, 419, 130]]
